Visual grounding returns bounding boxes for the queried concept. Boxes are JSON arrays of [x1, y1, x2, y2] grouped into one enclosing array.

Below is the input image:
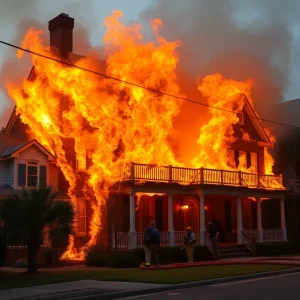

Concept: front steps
[[219, 244, 252, 259]]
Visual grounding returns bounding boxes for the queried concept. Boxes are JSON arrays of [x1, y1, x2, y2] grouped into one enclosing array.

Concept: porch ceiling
[[115, 181, 288, 199]]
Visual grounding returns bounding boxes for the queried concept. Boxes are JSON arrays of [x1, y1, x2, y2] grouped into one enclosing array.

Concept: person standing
[[208, 220, 220, 260], [144, 221, 160, 267], [184, 226, 196, 263]]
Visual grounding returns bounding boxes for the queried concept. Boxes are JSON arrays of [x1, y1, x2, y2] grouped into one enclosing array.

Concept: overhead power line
[[0, 40, 299, 130]]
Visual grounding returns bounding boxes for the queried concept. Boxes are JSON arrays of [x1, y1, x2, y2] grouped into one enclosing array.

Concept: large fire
[[6, 11, 278, 259]]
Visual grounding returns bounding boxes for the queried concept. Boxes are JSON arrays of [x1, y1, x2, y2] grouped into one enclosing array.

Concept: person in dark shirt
[[208, 220, 220, 260], [144, 221, 160, 267]]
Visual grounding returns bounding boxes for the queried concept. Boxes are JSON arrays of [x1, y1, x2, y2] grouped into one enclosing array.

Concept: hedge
[[0, 226, 7, 266], [256, 241, 300, 256], [86, 246, 212, 268]]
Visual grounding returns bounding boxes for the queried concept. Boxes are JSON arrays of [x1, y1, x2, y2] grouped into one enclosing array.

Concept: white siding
[[0, 159, 15, 187], [49, 163, 59, 190], [14, 145, 49, 189]]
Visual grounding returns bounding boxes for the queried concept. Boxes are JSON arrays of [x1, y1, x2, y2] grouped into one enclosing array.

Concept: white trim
[[10, 140, 56, 162]]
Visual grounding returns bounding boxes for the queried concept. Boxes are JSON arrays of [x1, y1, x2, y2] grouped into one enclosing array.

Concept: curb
[[139, 260, 300, 270], [61, 266, 300, 299]]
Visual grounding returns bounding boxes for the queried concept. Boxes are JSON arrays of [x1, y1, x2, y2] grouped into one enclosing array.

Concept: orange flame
[[6, 11, 280, 259]]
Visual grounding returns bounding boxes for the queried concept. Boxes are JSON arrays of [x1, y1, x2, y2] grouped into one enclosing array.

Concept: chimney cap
[[48, 12, 74, 31]]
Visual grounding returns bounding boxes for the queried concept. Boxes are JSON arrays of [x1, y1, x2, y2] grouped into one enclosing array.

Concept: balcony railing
[[118, 163, 284, 190]]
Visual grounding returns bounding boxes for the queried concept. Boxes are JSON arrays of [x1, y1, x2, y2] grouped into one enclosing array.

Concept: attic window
[[238, 113, 244, 125]]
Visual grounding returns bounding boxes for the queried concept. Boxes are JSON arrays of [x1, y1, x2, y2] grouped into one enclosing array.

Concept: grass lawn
[[0, 264, 297, 290]]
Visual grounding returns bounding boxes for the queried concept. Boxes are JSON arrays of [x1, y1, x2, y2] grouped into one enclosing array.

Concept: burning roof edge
[[241, 94, 272, 145]]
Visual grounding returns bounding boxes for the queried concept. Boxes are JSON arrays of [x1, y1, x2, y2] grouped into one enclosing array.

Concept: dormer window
[[18, 161, 47, 187]]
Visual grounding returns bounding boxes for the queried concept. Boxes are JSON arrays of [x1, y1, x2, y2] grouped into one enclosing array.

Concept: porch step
[[219, 245, 252, 259]]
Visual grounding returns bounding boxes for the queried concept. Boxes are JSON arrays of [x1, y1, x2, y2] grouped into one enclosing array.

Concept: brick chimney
[[48, 13, 74, 60]]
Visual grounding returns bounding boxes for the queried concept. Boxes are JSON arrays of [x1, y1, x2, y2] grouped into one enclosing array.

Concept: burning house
[[0, 12, 288, 259]]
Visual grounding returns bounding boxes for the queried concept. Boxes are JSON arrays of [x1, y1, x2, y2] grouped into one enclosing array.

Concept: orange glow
[[181, 205, 189, 210], [6, 11, 281, 260]]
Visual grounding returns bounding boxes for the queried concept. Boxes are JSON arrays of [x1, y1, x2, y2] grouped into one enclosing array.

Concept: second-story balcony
[[118, 163, 284, 190]]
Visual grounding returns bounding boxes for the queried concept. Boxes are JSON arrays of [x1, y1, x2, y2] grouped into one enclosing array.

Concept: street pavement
[[127, 272, 300, 300], [0, 280, 169, 300]]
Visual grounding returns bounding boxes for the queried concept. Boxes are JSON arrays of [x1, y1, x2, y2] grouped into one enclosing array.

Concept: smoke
[[140, 0, 299, 133]]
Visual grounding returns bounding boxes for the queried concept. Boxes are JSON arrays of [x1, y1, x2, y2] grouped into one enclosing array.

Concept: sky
[[1, 0, 300, 129]]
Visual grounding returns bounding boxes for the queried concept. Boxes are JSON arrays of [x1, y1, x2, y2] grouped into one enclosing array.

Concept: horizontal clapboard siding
[[0, 159, 15, 187]]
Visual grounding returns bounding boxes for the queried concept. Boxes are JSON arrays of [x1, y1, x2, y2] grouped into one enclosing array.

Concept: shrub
[[0, 226, 7, 266], [86, 245, 212, 267], [42, 247, 61, 265], [256, 241, 300, 256]]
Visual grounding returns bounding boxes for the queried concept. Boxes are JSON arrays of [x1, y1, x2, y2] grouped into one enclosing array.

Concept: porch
[[111, 163, 287, 251]]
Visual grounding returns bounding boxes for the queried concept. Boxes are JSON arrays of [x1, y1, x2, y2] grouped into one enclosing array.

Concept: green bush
[[256, 241, 300, 256], [86, 245, 212, 267], [0, 226, 7, 266]]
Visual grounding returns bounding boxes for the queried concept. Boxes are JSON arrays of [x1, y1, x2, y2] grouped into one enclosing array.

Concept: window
[[17, 162, 47, 187], [227, 149, 236, 168], [238, 151, 247, 170], [76, 198, 87, 236], [250, 152, 258, 173], [27, 161, 38, 187]]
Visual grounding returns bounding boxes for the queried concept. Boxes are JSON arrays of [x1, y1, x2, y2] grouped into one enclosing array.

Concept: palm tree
[[0, 186, 75, 273]]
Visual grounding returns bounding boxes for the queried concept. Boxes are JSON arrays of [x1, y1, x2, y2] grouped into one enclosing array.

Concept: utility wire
[[0, 40, 299, 130]]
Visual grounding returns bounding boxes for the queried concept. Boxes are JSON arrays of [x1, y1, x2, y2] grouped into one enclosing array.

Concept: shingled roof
[[0, 133, 27, 157]]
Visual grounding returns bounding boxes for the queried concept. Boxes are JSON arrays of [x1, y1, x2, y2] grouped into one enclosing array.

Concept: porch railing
[[242, 230, 256, 256], [118, 163, 284, 190], [263, 229, 285, 241], [112, 230, 287, 249]]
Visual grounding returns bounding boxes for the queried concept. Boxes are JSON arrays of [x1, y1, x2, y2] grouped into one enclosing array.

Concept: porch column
[[280, 196, 287, 241], [199, 193, 205, 246], [168, 194, 175, 246], [237, 196, 243, 244], [256, 197, 263, 242], [128, 192, 137, 249]]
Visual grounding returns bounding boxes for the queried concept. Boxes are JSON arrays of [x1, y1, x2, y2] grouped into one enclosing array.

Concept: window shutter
[[39, 166, 47, 187], [18, 164, 26, 186]]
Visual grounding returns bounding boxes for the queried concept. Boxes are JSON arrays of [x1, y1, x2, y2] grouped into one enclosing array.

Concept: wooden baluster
[[221, 170, 223, 184], [131, 162, 135, 181], [239, 171, 242, 186], [169, 165, 172, 183]]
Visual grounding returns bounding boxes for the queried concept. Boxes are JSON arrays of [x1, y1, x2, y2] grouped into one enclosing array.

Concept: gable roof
[[0, 134, 56, 161], [238, 94, 272, 146], [0, 133, 27, 156]]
